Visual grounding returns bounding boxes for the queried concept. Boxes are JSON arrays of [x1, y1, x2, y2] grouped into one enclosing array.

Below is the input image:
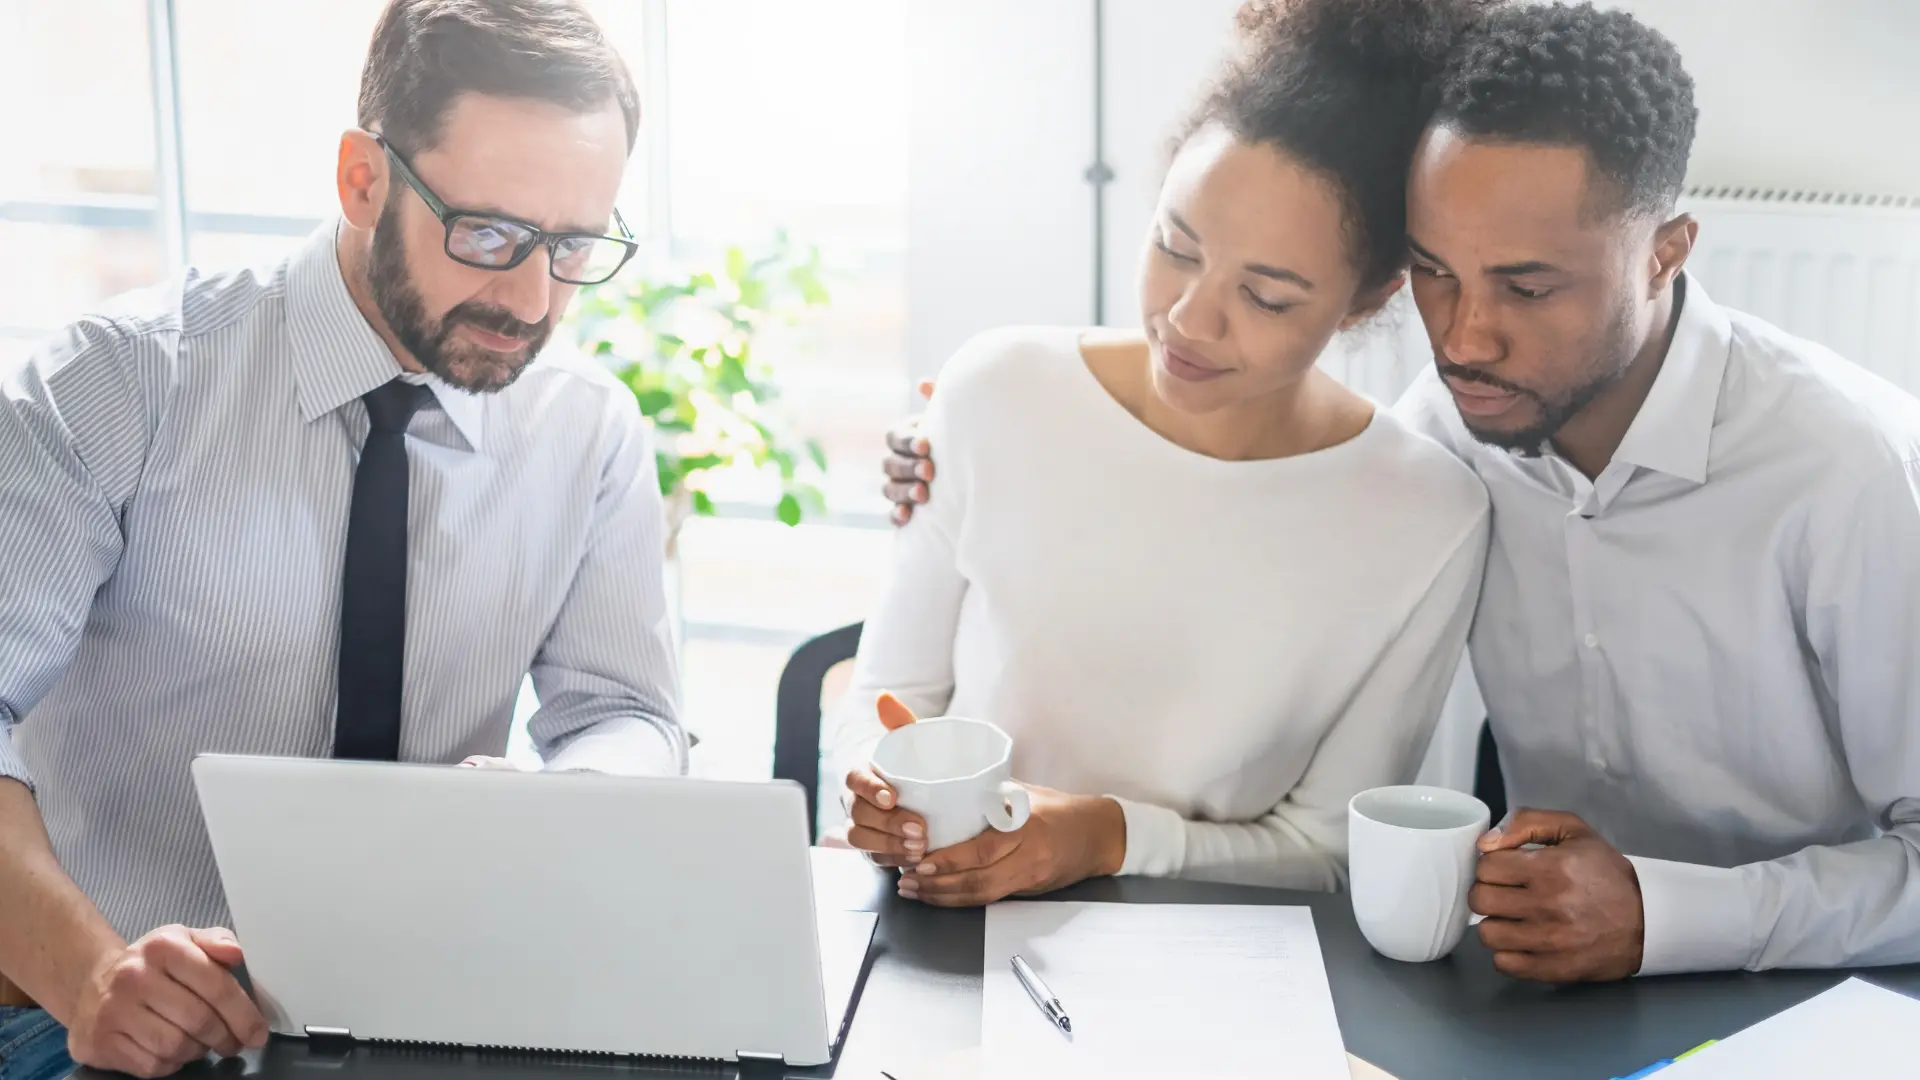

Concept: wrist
[[1080, 795, 1127, 878], [25, 929, 120, 1026]]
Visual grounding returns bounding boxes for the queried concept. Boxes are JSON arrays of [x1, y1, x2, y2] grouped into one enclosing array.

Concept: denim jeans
[[0, 1008, 73, 1080]]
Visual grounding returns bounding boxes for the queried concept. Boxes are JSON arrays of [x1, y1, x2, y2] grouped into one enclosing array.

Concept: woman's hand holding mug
[[842, 692, 1126, 906], [844, 692, 930, 869]]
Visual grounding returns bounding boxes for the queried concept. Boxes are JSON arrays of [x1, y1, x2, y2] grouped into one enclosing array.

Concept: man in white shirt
[[884, 2, 1920, 984], [1394, 1, 1920, 983]]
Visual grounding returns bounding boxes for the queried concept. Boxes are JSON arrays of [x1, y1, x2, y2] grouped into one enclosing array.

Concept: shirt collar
[[409, 373, 487, 452], [1608, 273, 1733, 486], [283, 223, 487, 452]]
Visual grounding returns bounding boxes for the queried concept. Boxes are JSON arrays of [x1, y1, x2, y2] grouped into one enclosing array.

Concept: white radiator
[[1681, 189, 1920, 395]]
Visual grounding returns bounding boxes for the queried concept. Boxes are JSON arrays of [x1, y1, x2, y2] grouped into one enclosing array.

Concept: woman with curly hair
[[830, 0, 1501, 906]]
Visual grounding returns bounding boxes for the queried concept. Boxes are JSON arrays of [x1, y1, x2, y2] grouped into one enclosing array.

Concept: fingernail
[[914, 439, 929, 455], [916, 862, 935, 875], [913, 484, 927, 501], [878, 791, 895, 809], [906, 843, 924, 857], [902, 821, 921, 838], [891, 506, 907, 524], [917, 462, 933, 480]]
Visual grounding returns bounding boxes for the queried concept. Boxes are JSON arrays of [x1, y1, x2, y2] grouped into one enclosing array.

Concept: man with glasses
[[0, 3, 682, 1077]]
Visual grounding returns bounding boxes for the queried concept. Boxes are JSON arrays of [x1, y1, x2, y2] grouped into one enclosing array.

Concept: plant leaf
[[568, 229, 842, 526]]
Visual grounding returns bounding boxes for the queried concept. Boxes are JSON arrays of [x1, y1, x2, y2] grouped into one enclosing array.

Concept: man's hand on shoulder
[[67, 925, 268, 1078], [882, 380, 936, 526]]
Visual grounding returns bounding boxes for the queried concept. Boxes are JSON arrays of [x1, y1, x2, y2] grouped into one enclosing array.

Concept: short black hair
[[1432, 2, 1698, 218], [358, 0, 641, 157]]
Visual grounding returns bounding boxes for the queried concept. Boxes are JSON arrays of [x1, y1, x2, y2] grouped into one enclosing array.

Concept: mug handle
[[983, 782, 1031, 832]]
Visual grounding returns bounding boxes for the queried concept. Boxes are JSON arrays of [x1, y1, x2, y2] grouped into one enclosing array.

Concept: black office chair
[[773, 621, 864, 837], [1473, 719, 1507, 824]]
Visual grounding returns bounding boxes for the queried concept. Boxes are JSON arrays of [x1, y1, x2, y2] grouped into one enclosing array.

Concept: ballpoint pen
[[1010, 953, 1073, 1035]]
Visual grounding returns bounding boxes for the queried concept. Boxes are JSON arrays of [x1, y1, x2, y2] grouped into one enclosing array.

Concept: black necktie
[[334, 379, 433, 761]]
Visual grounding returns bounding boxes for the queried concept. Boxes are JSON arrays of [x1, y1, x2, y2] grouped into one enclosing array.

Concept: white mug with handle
[[870, 717, 1031, 852], [1348, 785, 1491, 963]]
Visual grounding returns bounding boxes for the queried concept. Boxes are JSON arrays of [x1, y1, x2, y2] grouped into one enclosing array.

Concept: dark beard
[[1440, 304, 1638, 458], [367, 199, 553, 394]]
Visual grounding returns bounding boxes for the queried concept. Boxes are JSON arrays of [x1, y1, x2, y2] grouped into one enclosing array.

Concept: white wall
[[912, 0, 1920, 359], [1083, 0, 1920, 334], [904, 1, 1096, 384], [1097, 0, 1243, 328], [1605, 0, 1920, 196]]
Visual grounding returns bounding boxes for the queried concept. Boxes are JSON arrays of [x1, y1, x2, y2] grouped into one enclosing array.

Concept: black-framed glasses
[[376, 134, 638, 286]]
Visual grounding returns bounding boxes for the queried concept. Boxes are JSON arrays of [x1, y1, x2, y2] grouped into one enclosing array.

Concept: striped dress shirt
[[0, 225, 685, 940]]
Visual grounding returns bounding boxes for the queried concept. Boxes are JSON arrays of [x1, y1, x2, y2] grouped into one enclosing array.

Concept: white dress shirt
[[0, 225, 685, 939], [1395, 276, 1920, 975], [830, 327, 1490, 890]]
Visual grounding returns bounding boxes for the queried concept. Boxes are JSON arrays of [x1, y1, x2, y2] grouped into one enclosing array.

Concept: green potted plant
[[569, 231, 833, 559]]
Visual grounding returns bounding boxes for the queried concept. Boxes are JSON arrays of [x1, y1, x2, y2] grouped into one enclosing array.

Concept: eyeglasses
[[375, 135, 638, 286]]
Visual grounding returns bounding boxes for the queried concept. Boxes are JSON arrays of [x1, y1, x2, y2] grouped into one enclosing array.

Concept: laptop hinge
[[304, 1026, 354, 1052]]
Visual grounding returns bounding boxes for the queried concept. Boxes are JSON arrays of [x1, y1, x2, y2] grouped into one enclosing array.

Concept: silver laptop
[[192, 755, 876, 1067]]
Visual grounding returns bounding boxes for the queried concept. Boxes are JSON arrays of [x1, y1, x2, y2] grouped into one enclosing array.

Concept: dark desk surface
[[129, 850, 1920, 1080]]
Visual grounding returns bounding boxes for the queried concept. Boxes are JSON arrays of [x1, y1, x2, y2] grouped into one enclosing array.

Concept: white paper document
[[982, 901, 1350, 1080], [1656, 976, 1920, 1078]]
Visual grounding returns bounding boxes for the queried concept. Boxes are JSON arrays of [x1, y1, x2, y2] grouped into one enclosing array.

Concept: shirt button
[[1584, 633, 1600, 649]]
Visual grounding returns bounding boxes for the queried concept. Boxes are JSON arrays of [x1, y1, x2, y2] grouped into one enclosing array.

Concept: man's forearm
[[0, 778, 123, 1021]]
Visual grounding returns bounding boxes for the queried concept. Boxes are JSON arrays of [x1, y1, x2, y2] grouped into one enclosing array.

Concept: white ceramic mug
[[1348, 785, 1491, 963], [870, 717, 1032, 852]]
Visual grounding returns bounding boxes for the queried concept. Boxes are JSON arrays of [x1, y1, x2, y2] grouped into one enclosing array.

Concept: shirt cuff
[[1628, 855, 1758, 976], [1111, 796, 1185, 878], [544, 716, 685, 777], [0, 712, 34, 794]]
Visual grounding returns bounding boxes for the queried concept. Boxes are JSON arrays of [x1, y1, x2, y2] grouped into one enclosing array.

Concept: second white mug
[[870, 717, 1031, 852], [1348, 785, 1490, 964]]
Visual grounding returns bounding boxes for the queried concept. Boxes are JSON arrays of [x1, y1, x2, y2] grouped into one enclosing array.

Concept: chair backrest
[[1473, 719, 1507, 825], [774, 622, 864, 836]]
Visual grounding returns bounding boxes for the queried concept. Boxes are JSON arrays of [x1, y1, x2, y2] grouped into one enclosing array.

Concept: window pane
[[0, 222, 165, 333], [666, 0, 906, 247], [582, 0, 652, 235], [0, 1, 156, 203], [675, 517, 892, 785], [174, 0, 389, 221], [664, 0, 909, 515], [189, 231, 313, 275], [175, 0, 650, 236]]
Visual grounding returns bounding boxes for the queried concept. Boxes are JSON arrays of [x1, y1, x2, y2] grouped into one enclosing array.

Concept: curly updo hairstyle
[[1182, 0, 1504, 295]]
